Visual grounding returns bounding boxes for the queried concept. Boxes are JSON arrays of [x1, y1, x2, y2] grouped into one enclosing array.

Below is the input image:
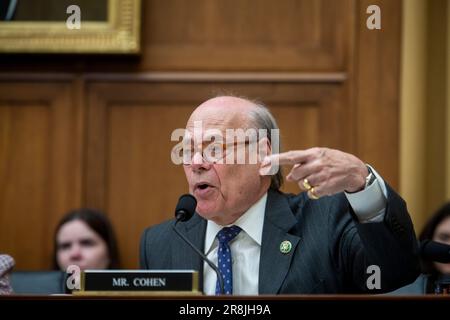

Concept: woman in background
[[392, 202, 450, 294], [419, 202, 450, 292], [53, 208, 120, 271], [0, 254, 14, 294]]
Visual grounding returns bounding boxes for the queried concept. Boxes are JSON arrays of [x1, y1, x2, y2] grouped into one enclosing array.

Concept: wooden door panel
[[0, 82, 82, 269]]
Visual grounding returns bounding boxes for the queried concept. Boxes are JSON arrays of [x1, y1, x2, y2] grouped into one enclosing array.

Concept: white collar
[[204, 193, 267, 254]]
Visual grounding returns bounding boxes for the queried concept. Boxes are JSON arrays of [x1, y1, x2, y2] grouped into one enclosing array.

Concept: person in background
[[419, 202, 450, 292], [390, 202, 450, 294], [53, 208, 120, 271], [0, 254, 15, 294]]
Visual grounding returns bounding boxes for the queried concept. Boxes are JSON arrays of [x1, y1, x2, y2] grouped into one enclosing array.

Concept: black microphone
[[175, 194, 197, 222], [420, 240, 450, 263], [172, 194, 224, 294]]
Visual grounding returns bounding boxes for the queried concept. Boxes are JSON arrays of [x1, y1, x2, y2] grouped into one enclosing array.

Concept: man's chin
[[196, 201, 221, 219]]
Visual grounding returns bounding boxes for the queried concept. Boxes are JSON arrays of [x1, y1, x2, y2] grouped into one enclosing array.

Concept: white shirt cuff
[[344, 165, 387, 223]]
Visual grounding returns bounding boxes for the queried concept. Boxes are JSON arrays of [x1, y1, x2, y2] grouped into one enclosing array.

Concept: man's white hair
[[214, 94, 283, 190]]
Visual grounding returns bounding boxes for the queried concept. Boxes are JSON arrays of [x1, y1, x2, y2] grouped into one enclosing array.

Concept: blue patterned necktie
[[215, 225, 241, 295]]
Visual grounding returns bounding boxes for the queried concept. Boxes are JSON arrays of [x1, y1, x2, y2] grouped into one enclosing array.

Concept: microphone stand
[[172, 220, 224, 294]]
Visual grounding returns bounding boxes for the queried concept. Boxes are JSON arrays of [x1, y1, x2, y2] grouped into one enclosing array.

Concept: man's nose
[[190, 151, 212, 172]]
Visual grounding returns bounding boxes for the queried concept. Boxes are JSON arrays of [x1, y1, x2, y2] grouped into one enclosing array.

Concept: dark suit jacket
[[140, 186, 420, 294]]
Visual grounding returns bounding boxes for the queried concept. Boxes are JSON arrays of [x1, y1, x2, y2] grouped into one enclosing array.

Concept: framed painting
[[0, 0, 141, 54]]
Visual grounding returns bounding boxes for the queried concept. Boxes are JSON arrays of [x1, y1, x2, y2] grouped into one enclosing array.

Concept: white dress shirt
[[203, 166, 388, 295], [203, 193, 266, 295]]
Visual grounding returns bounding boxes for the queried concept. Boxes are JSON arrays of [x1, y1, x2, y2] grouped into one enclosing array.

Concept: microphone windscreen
[[175, 194, 197, 221]]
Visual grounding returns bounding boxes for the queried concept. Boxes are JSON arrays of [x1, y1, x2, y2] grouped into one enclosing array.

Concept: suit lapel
[[259, 190, 301, 294], [172, 213, 207, 290]]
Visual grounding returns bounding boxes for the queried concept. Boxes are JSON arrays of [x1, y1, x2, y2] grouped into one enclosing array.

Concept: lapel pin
[[280, 240, 292, 254]]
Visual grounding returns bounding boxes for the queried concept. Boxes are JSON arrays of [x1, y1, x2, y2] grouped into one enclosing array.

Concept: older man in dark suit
[[140, 96, 420, 295]]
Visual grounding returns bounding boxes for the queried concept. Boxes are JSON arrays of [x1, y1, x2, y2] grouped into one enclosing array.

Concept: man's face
[[182, 97, 270, 225]]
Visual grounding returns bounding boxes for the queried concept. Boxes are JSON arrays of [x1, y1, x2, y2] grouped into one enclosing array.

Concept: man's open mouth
[[194, 182, 214, 191]]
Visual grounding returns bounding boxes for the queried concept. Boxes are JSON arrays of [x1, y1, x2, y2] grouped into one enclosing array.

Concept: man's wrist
[[345, 165, 387, 223], [346, 164, 371, 193]]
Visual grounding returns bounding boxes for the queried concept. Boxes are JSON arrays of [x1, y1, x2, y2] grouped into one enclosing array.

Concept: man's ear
[[258, 137, 272, 162]]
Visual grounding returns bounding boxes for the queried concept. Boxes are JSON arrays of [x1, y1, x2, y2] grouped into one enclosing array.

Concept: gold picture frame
[[0, 0, 141, 54]]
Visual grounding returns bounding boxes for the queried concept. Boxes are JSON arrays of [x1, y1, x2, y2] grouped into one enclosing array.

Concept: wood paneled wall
[[0, 0, 402, 269]]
